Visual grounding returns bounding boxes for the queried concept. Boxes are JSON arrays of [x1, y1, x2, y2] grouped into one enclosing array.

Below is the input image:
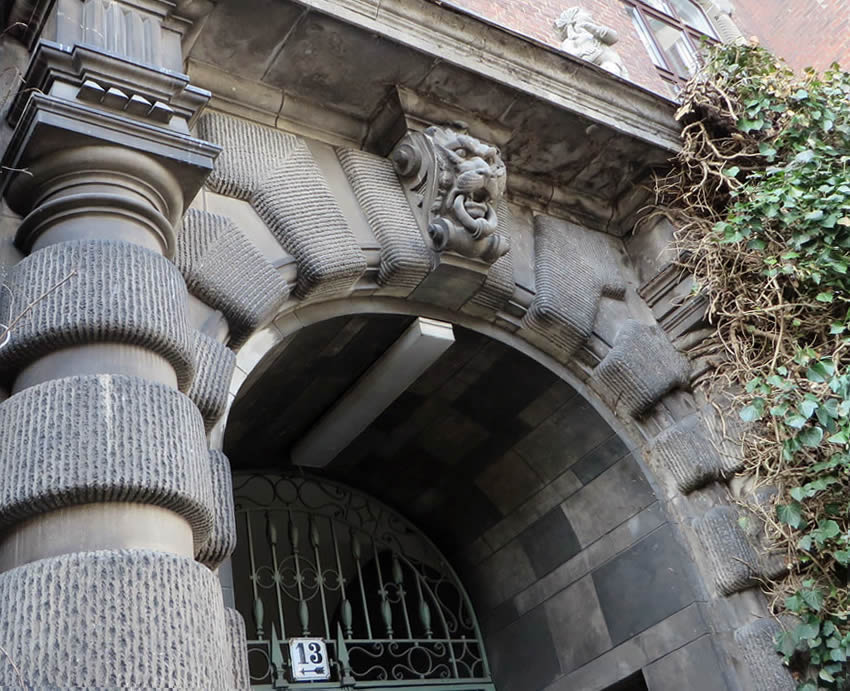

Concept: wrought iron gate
[[232, 473, 496, 690]]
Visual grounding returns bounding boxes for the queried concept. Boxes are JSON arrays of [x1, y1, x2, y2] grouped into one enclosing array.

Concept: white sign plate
[[289, 638, 331, 681]]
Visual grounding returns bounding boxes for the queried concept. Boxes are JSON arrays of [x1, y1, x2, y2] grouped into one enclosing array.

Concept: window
[[627, 0, 718, 93]]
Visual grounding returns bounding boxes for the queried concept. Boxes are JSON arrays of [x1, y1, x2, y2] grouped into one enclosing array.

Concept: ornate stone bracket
[[390, 124, 510, 265]]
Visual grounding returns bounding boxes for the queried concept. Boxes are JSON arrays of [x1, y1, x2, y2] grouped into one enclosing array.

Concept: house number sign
[[289, 638, 331, 681]]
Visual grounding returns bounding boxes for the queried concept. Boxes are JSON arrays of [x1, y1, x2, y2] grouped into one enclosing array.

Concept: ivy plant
[[657, 43, 850, 689]]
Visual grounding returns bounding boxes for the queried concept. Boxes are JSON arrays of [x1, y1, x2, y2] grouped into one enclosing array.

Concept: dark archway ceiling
[[225, 314, 629, 556]]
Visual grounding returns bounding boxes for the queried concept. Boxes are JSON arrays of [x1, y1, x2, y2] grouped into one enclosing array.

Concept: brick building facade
[[448, 0, 850, 94]]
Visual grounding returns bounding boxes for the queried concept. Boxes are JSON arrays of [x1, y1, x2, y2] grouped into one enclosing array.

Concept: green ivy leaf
[[799, 426, 824, 447], [777, 502, 805, 529], [803, 589, 825, 612], [740, 402, 764, 422]]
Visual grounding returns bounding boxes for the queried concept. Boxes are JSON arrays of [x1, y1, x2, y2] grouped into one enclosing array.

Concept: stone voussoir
[[693, 505, 759, 596], [196, 450, 237, 569], [648, 414, 722, 493], [252, 141, 367, 300], [733, 618, 796, 691], [187, 330, 236, 430], [0, 239, 195, 389], [0, 549, 230, 689], [463, 198, 516, 318], [591, 319, 690, 417], [522, 214, 626, 363], [197, 112, 300, 200], [337, 146, 431, 293], [178, 209, 290, 347], [0, 374, 214, 543]]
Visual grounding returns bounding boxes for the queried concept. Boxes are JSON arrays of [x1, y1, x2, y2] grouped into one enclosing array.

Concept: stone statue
[[554, 7, 628, 77], [391, 124, 509, 263]]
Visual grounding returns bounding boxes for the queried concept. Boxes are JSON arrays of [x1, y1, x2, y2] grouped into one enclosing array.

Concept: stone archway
[[177, 112, 791, 690], [0, 1, 790, 687]]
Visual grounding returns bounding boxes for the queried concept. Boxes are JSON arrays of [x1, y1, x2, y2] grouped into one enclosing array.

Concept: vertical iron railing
[[232, 473, 495, 689]]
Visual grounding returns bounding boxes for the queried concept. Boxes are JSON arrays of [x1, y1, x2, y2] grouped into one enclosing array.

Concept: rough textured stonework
[[0, 549, 230, 689], [694, 506, 758, 595], [464, 199, 516, 317], [226, 607, 251, 691], [0, 375, 214, 542], [733, 619, 796, 691], [197, 113, 299, 199], [336, 147, 431, 292], [253, 141, 367, 299], [649, 415, 722, 492], [0, 239, 195, 388], [187, 331, 236, 430], [178, 209, 290, 347], [196, 450, 237, 569], [705, 404, 749, 475], [523, 215, 625, 362], [591, 320, 690, 417]]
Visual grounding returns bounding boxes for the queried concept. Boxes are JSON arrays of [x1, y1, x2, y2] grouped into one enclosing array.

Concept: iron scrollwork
[[232, 473, 495, 690]]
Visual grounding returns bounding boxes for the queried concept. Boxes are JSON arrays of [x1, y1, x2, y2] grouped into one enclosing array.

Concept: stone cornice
[[1, 92, 219, 202], [8, 42, 211, 129], [293, 0, 680, 152]]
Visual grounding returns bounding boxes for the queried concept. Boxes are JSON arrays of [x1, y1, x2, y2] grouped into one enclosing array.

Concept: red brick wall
[[732, 0, 850, 72], [446, 0, 672, 94], [445, 0, 849, 98]]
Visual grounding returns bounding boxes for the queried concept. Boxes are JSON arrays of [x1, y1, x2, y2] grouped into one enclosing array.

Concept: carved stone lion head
[[392, 124, 509, 263]]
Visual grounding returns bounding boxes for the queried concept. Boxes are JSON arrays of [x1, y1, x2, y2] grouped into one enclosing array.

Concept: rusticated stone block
[[196, 450, 237, 569], [591, 320, 690, 417], [649, 415, 722, 493], [704, 404, 748, 475], [464, 198, 516, 318], [0, 549, 230, 689], [523, 215, 625, 362], [253, 141, 367, 300], [197, 113, 299, 200], [178, 209, 290, 347], [226, 607, 251, 691], [337, 147, 431, 293], [197, 113, 366, 300], [0, 374, 214, 543], [187, 331, 236, 430], [694, 506, 758, 595], [0, 239, 195, 388], [733, 619, 796, 691]]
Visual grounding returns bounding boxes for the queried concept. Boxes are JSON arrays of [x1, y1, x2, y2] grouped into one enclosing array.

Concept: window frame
[[625, 0, 719, 91]]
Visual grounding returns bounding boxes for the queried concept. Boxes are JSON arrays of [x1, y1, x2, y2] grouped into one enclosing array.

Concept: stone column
[[0, 1, 234, 687]]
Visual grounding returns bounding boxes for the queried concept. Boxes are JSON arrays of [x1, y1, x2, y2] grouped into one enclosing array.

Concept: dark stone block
[[437, 482, 502, 549], [460, 417, 534, 479], [481, 597, 519, 636], [644, 635, 729, 691], [572, 435, 630, 485], [515, 394, 614, 481], [520, 506, 582, 578], [487, 606, 561, 691], [454, 347, 557, 426], [592, 524, 697, 646]]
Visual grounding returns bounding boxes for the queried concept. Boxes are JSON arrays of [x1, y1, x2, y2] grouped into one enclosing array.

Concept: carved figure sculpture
[[391, 124, 509, 263], [554, 7, 628, 77]]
